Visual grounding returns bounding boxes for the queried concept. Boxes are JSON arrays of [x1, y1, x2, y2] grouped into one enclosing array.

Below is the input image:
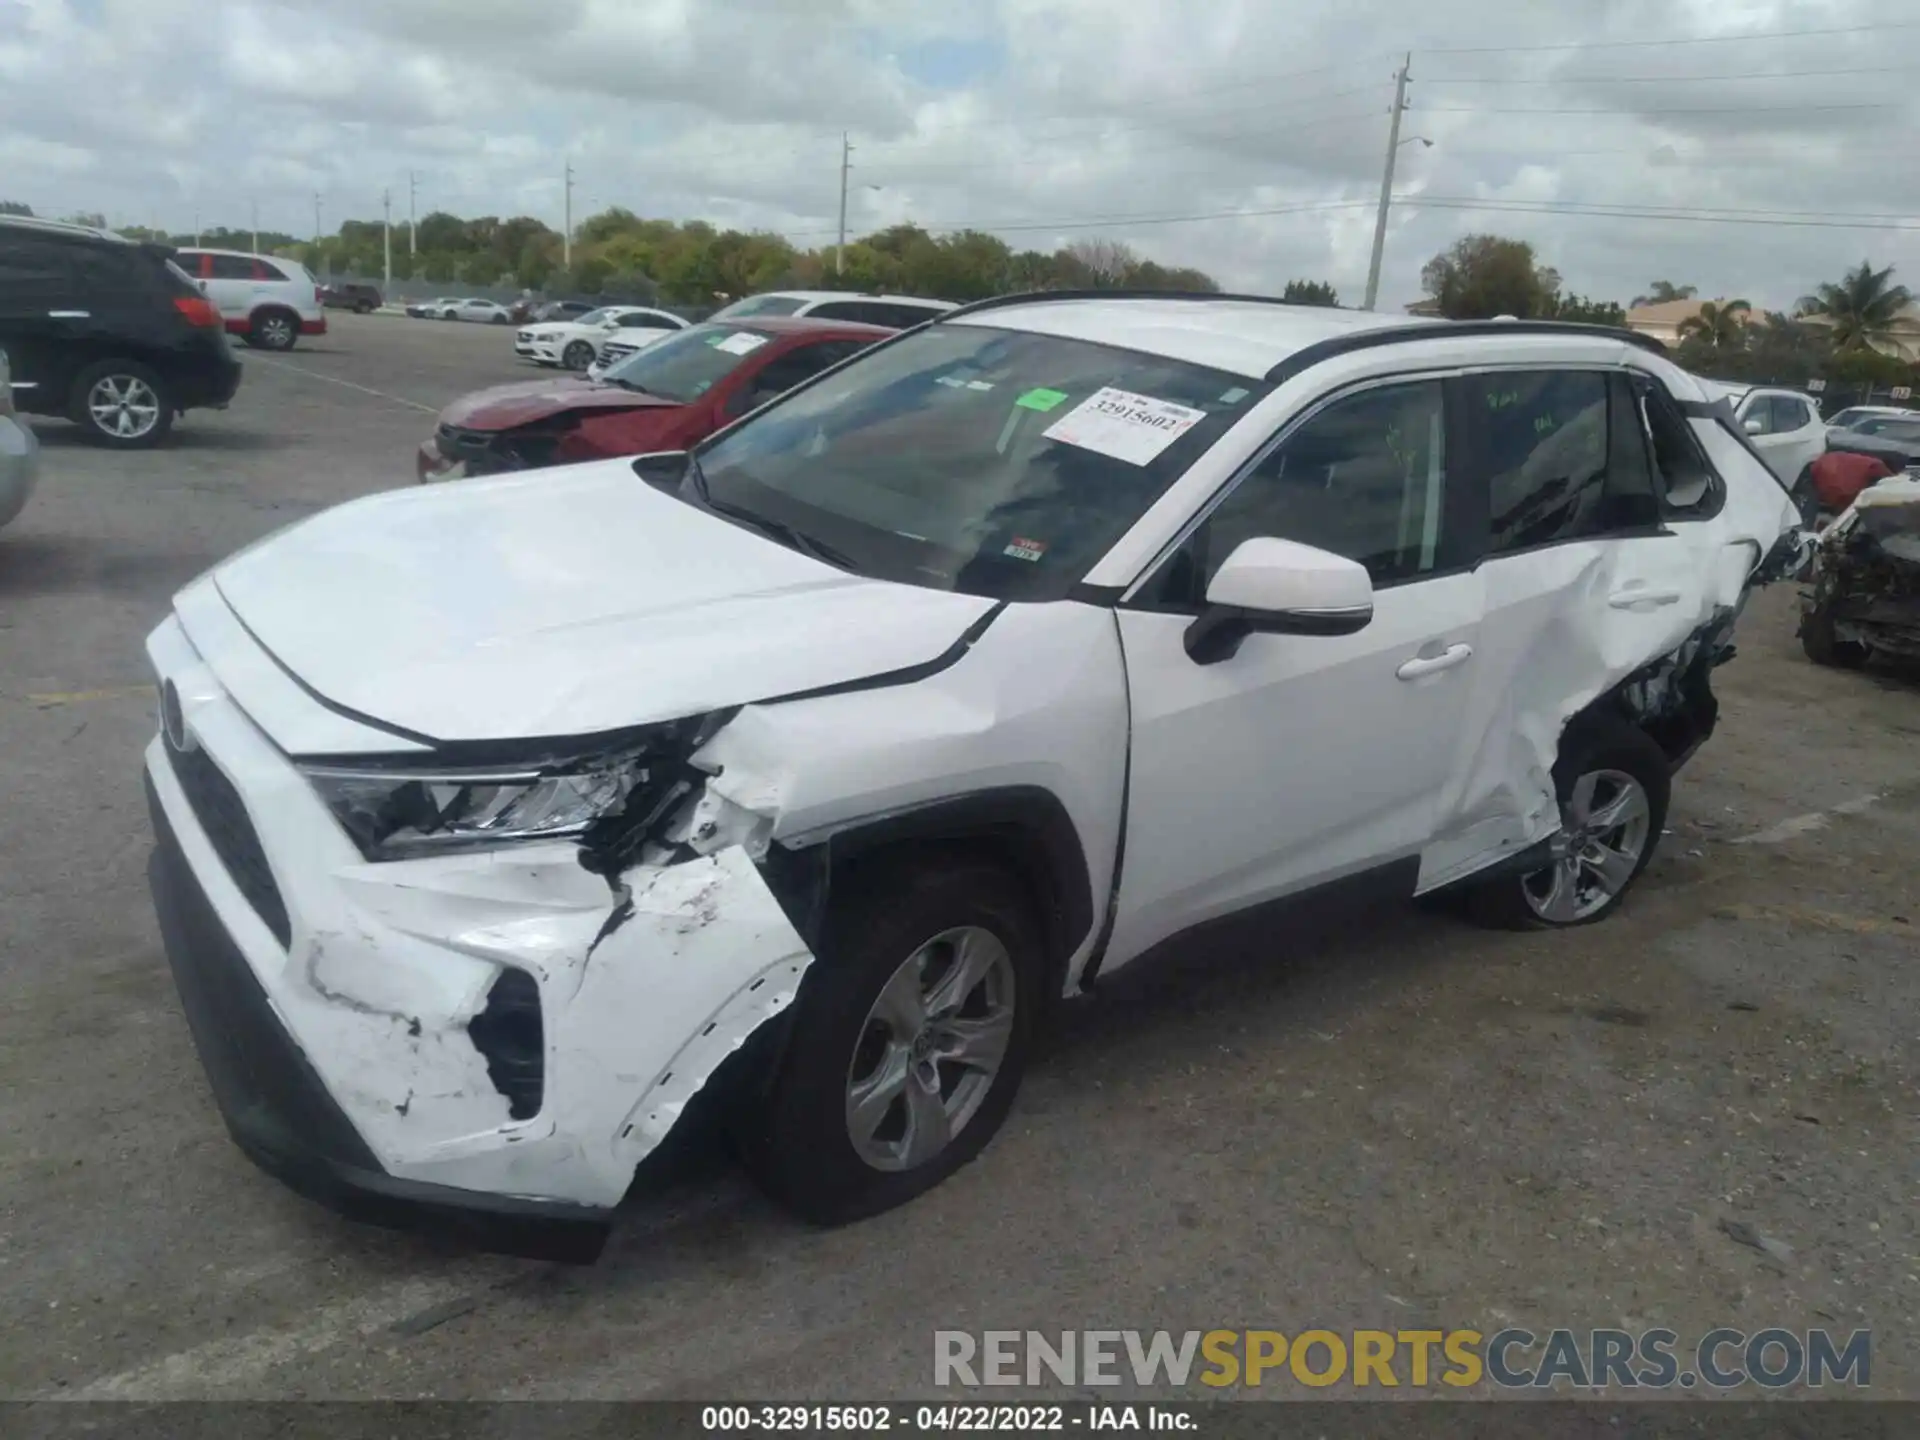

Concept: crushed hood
[[203, 460, 996, 746], [441, 378, 678, 431]]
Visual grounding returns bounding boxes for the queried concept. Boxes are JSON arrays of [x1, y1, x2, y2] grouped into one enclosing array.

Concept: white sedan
[[515, 306, 689, 371], [442, 298, 513, 325]]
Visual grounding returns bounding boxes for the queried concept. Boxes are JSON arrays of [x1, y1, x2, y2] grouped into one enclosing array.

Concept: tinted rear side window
[[0, 235, 73, 306]]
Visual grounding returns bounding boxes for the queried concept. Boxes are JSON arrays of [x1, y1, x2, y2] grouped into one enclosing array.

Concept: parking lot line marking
[[1730, 794, 1881, 846], [26, 683, 152, 707], [249, 356, 439, 415]]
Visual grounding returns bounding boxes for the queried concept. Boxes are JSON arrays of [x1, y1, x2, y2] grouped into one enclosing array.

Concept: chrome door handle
[[48, 310, 90, 318], [1608, 587, 1682, 609], [1396, 643, 1473, 680]]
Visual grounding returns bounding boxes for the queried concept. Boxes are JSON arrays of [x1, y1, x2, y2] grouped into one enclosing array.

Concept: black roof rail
[[940, 287, 1330, 320], [1260, 318, 1670, 384]]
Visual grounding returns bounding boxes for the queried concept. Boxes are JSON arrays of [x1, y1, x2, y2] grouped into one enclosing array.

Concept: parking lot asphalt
[[1, 311, 1917, 1401]]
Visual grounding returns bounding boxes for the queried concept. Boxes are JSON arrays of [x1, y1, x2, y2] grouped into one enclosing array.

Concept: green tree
[[421, 251, 458, 283], [1630, 280, 1697, 307], [1675, 299, 1752, 351], [1549, 293, 1627, 326], [1797, 260, 1914, 353], [1420, 235, 1559, 319], [0, 200, 32, 217], [1281, 279, 1340, 307], [415, 211, 473, 255]]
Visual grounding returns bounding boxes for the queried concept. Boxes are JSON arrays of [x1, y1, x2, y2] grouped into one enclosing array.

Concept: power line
[[1419, 20, 1920, 54], [783, 197, 1375, 240], [1405, 196, 1920, 231], [1420, 64, 1916, 84], [1421, 100, 1898, 115]]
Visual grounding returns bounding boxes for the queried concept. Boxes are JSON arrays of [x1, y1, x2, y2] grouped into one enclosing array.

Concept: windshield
[[690, 323, 1269, 601], [600, 323, 776, 401], [712, 295, 807, 320]]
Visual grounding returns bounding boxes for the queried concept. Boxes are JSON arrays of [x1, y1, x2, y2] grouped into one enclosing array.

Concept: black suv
[[0, 218, 243, 448], [320, 282, 382, 313]]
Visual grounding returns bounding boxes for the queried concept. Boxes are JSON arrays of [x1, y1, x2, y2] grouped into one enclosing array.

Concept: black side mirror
[[630, 450, 690, 491]]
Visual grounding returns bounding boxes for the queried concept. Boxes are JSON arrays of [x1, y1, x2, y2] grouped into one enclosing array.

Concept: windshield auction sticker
[[1043, 387, 1206, 466], [715, 331, 769, 356]]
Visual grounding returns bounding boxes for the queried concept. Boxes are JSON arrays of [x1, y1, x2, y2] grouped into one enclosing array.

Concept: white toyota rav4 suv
[[142, 295, 1802, 1260]]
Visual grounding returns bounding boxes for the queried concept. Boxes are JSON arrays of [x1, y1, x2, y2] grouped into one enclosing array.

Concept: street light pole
[[563, 161, 574, 269], [1363, 54, 1412, 313], [835, 132, 852, 277], [251, 198, 259, 255], [408, 170, 418, 257], [382, 188, 393, 290]]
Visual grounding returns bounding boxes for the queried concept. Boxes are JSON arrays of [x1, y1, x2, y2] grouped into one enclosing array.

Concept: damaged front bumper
[[143, 617, 812, 1260]]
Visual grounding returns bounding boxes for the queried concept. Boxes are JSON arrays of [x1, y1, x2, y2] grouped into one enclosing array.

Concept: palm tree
[[1676, 299, 1752, 351], [1796, 261, 1913, 352], [1631, 280, 1697, 307]]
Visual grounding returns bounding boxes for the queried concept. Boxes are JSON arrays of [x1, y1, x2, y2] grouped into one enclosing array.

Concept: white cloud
[[3, 0, 1919, 309]]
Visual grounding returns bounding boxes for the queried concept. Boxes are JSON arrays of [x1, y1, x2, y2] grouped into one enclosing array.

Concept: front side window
[[573, 307, 612, 326], [691, 323, 1267, 600], [1183, 381, 1450, 593], [600, 323, 777, 402]]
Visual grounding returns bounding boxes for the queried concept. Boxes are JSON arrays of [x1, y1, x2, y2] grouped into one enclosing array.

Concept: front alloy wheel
[[845, 926, 1016, 1172], [1521, 769, 1652, 923], [736, 858, 1040, 1225]]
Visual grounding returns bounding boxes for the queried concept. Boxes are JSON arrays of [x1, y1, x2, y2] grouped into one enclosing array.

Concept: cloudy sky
[[3, 0, 1918, 310]]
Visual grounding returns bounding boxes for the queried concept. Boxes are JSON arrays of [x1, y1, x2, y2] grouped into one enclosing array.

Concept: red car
[[416, 316, 893, 481]]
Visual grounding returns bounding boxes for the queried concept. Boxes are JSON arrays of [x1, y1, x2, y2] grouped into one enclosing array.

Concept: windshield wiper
[[685, 453, 854, 570]]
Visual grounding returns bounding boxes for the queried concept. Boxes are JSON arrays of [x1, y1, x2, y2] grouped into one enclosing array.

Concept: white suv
[[142, 297, 1801, 1260], [175, 248, 325, 351]]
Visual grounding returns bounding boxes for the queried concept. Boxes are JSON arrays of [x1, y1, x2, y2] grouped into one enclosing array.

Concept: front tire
[[736, 856, 1042, 1225], [562, 340, 595, 371], [1800, 596, 1869, 669], [1466, 716, 1670, 930], [248, 308, 299, 351], [70, 360, 174, 448]]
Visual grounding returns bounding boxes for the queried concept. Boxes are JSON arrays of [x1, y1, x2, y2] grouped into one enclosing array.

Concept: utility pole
[[408, 170, 418, 257], [250, 199, 259, 255], [563, 161, 574, 269], [835, 133, 852, 276], [193, 212, 202, 247], [1363, 54, 1412, 313], [382, 188, 393, 290]]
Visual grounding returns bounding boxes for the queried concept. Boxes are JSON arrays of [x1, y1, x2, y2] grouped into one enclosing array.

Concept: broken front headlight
[[302, 761, 643, 860]]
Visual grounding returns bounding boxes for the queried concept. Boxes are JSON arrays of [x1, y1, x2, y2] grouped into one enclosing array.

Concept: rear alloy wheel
[[736, 857, 1041, 1224], [249, 309, 299, 351], [562, 340, 595, 371], [71, 361, 174, 448], [1466, 717, 1670, 930]]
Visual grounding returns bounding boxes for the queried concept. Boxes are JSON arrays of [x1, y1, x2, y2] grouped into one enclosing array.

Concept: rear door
[[201, 253, 258, 324], [1433, 367, 1701, 888], [0, 232, 78, 410]]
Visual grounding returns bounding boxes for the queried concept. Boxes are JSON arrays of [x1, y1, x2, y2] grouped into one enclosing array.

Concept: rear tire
[[735, 855, 1042, 1225], [1465, 716, 1670, 930], [1800, 597, 1869, 669], [248, 308, 299, 351], [70, 360, 174, 449]]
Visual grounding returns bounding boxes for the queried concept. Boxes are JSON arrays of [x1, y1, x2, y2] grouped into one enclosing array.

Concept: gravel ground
[[0, 313, 1914, 1402]]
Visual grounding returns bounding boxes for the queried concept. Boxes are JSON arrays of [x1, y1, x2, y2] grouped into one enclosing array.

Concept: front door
[[1103, 377, 1484, 970]]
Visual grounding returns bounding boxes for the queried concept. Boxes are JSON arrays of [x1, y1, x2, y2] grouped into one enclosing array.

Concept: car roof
[[745, 290, 958, 310], [949, 295, 1432, 380], [716, 315, 897, 337], [0, 214, 132, 245]]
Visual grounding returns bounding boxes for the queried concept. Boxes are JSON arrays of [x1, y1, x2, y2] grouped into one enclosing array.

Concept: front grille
[[165, 736, 291, 948]]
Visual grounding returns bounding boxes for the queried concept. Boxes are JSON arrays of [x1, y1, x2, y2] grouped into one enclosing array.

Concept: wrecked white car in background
[[143, 297, 1803, 1260], [1799, 474, 1920, 668]]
